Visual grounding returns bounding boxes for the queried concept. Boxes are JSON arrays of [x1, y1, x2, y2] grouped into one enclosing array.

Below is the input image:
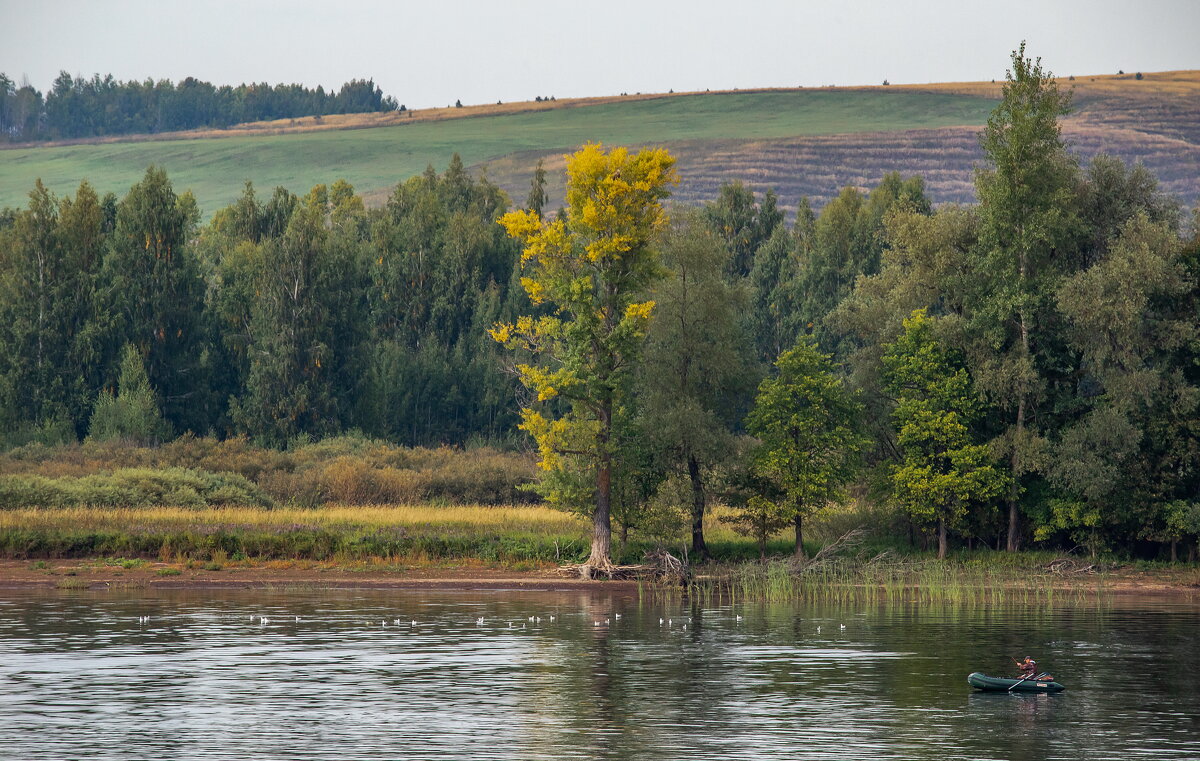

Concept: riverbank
[[3, 557, 1197, 598]]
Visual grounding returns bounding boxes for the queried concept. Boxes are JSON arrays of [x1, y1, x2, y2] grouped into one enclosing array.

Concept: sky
[[2, 0, 1198, 109]]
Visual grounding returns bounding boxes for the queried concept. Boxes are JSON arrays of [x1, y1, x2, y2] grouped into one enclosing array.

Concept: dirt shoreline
[[1, 559, 1196, 598]]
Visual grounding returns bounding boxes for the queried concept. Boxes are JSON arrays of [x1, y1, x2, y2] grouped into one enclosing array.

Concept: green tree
[[229, 184, 368, 445], [746, 335, 864, 558], [638, 208, 756, 560], [493, 143, 678, 575], [96, 166, 211, 434], [0, 180, 103, 437], [88, 343, 172, 445], [796, 174, 929, 350], [971, 43, 1079, 551], [882, 309, 1007, 558], [1048, 214, 1198, 554], [702, 181, 783, 278], [527, 159, 548, 217]]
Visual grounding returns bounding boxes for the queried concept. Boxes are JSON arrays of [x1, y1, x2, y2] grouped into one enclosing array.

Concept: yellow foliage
[[624, 300, 656, 321]]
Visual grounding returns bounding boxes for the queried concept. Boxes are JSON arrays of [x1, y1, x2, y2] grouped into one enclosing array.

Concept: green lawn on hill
[[0, 90, 997, 215]]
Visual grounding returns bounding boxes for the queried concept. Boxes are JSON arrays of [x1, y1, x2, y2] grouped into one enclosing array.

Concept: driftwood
[[791, 528, 868, 574], [1045, 558, 1101, 575], [556, 548, 690, 584]]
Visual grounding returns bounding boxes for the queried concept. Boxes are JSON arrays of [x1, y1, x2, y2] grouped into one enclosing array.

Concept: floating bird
[[840, 623, 846, 631], [659, 618, 664, 625], [815, 625, 821, 633], [736, 615, 743, 622], [261, 617, 269, 626], [410, 620, 418, 627], [476, 617, 485, 626], [614, 613, 621, 620], [295, 616, 301, 623], [548, 616, 555, 622]]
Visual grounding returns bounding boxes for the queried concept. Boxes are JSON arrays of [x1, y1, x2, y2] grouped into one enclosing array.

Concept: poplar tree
[[493, 143, 677, 575], [971, 43, 1079, 550]]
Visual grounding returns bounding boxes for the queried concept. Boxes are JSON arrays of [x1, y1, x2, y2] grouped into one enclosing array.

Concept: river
[[1, 588, 1197, 760]]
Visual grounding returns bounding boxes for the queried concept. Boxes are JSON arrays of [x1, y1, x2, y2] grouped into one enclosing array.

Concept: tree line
[[0, 72, 398, 142], [0, 46, 1197, 566]]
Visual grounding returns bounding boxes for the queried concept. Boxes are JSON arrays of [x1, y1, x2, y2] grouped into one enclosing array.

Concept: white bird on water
[[476, 616, 486, 626], [736, 615, 743, 622], [260, 617, 269, 626], [840, 623, 846, 631], [815, 625, 821, 633]]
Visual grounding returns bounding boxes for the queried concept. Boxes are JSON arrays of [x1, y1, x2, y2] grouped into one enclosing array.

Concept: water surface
[[1, 588, 1197, 760]]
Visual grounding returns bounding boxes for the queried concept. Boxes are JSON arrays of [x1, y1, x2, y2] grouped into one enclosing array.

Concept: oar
[[1009, 671, 1048, 691]]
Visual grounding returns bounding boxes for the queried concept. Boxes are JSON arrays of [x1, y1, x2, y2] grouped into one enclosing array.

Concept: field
[[5, 71, 1197, 217]]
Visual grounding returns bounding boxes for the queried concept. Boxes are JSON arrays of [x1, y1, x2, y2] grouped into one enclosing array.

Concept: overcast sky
[[2, 0, 1198, 108]]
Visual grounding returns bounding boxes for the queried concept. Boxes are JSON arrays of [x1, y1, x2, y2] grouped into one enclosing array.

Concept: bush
[[0, 467, 273, 509], [0, 435, 537, 506]]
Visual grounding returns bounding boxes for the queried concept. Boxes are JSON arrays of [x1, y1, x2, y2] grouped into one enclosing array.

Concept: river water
[[0, 587, 1196, 760]]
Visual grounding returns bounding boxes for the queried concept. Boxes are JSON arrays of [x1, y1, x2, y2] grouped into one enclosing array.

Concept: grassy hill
[[2, 71, 1198, 217]]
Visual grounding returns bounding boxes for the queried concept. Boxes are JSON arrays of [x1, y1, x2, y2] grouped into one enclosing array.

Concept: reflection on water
[[0, 588, 1197, 760]]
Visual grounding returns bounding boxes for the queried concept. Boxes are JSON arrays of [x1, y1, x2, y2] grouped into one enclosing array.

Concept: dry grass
[[0, 503, 583, 534]]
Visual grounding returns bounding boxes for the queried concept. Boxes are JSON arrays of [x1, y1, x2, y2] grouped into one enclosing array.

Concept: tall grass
[[0, 504, 586, 564], [0, 435, 537, 507]]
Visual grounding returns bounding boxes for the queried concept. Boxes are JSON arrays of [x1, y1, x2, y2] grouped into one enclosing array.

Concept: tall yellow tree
[[492, 143, 677, 576]]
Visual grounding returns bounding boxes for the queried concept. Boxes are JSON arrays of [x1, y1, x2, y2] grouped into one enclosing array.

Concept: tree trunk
[[1007, 396, 1024, 552], [793, 513, 806, 560], [584, 403, 615, 577], [687, 455, 709, 562], [584, 461, 614, 576], [1170, 539, 1177, 563], [937, 518, 947, 559]]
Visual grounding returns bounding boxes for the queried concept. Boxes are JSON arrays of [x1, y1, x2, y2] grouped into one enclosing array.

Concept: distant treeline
[[0, 72, 398, 142]]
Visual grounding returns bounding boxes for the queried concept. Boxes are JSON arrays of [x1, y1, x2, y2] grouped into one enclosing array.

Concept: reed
[[650, 555, 1111, 605]]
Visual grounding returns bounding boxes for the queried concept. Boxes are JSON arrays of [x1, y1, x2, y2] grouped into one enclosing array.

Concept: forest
[[0, 49, 1197, 565], [0, 72, 398, 141]]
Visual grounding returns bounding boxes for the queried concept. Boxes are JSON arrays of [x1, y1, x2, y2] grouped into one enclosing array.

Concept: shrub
[[0, 468, 273, 509]]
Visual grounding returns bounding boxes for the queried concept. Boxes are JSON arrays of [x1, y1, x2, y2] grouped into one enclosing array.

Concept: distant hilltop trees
[[0, 72, 399, 142]]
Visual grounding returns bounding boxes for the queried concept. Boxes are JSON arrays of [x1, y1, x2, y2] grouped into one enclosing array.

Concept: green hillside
[[0, 90, 997, 214]]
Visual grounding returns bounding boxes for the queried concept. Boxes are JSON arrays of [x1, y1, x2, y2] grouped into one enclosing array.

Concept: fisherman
[[1016, 656, 1038, 678]]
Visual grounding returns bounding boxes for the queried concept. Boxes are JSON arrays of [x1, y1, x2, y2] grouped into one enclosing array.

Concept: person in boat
[[1016, 656, 1038, 678]]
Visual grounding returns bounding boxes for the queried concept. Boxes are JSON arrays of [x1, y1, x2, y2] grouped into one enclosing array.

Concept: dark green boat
[[968, 672, 1066, 692]]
